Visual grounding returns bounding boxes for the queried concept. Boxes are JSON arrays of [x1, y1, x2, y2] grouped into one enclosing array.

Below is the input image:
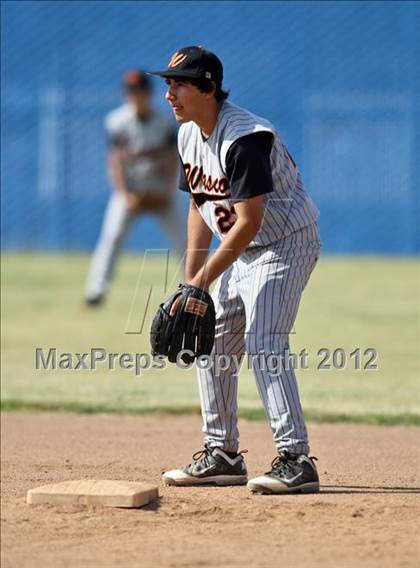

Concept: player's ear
[[204, 81, 217, 99]]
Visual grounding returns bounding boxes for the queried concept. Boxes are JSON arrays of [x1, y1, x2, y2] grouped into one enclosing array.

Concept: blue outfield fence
[[1, 1, 419, 254]]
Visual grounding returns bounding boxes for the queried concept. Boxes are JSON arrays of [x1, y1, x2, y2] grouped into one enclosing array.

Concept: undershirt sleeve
[[225, 131, 274, 200]]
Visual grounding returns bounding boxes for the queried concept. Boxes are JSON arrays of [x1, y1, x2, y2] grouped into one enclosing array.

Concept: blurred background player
[[84, 70, 183, 306]]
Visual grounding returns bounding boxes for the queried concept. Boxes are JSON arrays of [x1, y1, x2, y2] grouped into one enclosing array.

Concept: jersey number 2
[[215, 205, 236, 234]]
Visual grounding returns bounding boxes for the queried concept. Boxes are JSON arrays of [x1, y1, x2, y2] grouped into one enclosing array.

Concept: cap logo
[[168, 52, 188, 68]]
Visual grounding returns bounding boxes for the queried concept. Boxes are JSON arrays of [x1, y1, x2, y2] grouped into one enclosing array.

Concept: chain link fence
[[1, 0, 419, 253]]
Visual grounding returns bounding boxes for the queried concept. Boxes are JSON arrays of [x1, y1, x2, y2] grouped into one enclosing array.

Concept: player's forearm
[[108, 151, 128, 194], [161, 147, 179, 196], [185, 201, 213, 282], [188, 218, 258, 290], [165, 146, 179, 177]]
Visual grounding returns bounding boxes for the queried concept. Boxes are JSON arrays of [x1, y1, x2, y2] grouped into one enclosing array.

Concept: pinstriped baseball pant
[[85, 192, 185, 299], [198, 222, 321, 455]]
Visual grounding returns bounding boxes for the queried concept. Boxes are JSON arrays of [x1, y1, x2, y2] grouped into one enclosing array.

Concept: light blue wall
[[2, 1, 419, 253]]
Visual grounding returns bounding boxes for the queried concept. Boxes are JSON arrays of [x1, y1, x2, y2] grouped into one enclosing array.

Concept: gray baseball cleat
[[248, 452, 320, 494], [162, 445, 248, 486]]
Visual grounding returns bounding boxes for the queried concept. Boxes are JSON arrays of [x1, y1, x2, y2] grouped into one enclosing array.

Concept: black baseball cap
[[122, 70, 151, 91], [148, 46, 223, 85]]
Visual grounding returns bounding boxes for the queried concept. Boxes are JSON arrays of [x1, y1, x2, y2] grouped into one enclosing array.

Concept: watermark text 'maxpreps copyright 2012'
[[35, 347, 378, 377]]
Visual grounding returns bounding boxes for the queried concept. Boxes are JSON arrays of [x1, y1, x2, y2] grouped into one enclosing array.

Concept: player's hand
[[121, 148, 144, 162], [125, 193, 143, 214], [127, 193, 170, 213]]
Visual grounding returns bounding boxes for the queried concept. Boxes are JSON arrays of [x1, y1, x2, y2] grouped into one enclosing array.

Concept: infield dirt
[[1, 413, 419, 568]]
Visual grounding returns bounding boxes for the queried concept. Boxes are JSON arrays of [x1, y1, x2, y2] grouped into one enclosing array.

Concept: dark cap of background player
[[148, 46, 223, 86], [122, 70, 151, 91]]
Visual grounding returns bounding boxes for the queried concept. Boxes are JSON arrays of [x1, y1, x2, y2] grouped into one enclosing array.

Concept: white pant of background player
[[85, 192, 185, 300], [199, 222, 321, 456]]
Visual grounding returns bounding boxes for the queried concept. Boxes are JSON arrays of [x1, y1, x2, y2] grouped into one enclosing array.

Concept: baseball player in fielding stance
[[150, 47, 321, 494], [85, 70, 183, 306]]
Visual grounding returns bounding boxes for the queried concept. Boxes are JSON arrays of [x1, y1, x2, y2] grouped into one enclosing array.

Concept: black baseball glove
[[150, 284, 216, 364]]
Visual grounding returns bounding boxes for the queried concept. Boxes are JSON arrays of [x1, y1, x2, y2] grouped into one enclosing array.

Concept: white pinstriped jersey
[[105, 104, 176, 192], [178, 101, 319, 246]]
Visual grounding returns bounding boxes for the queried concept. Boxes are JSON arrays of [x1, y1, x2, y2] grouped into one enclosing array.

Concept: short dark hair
[[187, 77, 229, 102]]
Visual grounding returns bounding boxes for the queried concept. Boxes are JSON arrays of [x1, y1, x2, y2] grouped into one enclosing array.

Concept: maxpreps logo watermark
[[35, 348, 166, 377], [35, 347, 378, 377]]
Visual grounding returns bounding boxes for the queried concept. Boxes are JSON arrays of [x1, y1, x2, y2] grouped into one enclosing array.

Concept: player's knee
[[245, 333, 288, 355], [245, 334, 267, 354]]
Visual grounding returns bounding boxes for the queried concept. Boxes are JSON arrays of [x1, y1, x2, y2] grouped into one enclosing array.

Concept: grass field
[[1, 253, 419, 425]]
